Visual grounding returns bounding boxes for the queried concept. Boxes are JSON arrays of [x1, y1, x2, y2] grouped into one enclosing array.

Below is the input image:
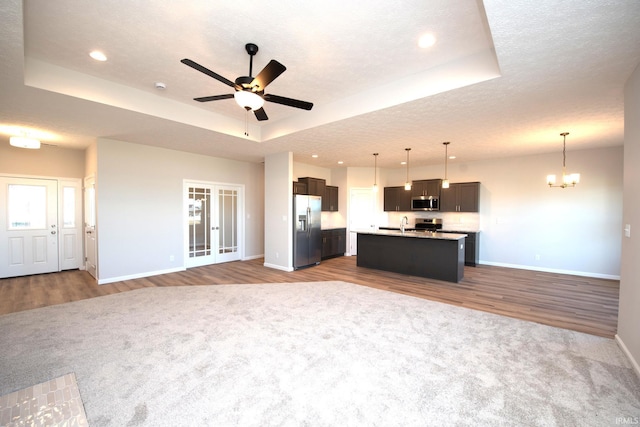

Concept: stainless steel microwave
[[411, 196, 439, 211]]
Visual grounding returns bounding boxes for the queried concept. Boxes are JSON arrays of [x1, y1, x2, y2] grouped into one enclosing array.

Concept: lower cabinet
[[321, 228, 346, 259], [441, 231, 479, 266]]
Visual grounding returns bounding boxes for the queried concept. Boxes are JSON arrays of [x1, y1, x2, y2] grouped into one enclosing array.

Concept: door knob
[[51, 231, 57, 235]]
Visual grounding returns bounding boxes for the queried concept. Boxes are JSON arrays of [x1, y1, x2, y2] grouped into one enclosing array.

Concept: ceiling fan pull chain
[[244, 110, 249, 137]]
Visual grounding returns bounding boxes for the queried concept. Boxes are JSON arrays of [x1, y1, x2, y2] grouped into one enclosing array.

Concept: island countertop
[[355, 230, 466, 282], [353, 229, 467, 241]]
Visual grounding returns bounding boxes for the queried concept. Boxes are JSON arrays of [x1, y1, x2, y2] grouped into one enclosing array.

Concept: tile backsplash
[[386, 211, 480, 232]]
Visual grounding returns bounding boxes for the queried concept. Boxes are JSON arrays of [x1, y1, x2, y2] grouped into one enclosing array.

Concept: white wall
[[96, 138, 264, 282], [618, 62, 640, 376], [399, 147, 621, 278], [314, 145, 623, 278]]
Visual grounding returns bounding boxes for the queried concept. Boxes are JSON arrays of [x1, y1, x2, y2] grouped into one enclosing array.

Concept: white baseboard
[[263, 262, 293, 272], [480, 261, 620, 280], [98, 267, 186, 285], [242, 254, 263, 261], [615, 334, 640, 380]]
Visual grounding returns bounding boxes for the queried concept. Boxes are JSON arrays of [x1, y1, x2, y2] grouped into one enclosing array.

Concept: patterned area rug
[[0, 372, 88, 426]]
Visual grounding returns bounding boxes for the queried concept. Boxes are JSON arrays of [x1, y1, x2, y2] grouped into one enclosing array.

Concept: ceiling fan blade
[[181, 58, 239, 89], [253, 107, 269, 121], [193, 94, 234, 102], [250, 60, 286, 91], [264, 94, 313, 110]]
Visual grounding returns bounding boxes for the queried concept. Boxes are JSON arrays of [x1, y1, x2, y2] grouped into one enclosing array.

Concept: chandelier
[[547, 132, 580, 188]]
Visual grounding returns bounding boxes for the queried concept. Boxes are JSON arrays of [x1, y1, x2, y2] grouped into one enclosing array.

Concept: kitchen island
[[356, 230, 467, 282]]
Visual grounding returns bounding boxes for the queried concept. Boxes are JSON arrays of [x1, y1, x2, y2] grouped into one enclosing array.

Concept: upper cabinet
[[293, 181, 307, 195], [411, 179, 442, 198], [440, 182, 480, 212], [384, 186, 412, 212], [296, 177, 338, 211], [298, 177, 326, 197], [323, 185, 339, 212]]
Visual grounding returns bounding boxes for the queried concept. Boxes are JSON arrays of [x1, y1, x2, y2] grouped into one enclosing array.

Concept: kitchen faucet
[[400, 216, 409, 233]]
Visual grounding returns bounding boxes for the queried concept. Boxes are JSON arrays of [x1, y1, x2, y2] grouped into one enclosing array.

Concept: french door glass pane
[[218, 189, 237, 254], [188, 187, 211, 258], [8, 184, 47, 229]]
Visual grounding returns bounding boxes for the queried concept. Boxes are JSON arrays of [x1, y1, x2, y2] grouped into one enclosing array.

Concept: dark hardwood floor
[[0, 256, 620, 338]]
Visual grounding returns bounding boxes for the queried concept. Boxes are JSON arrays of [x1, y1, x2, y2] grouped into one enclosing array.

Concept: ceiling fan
[[181, 43, 313, 121]]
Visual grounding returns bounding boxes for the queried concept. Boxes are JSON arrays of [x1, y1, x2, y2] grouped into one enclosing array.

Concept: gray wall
[[96, 138, 264, 281], [619, 62, 640, 375], [0, 143, 85, 178]]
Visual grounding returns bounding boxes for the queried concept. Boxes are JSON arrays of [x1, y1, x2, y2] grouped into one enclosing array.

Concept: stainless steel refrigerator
[[293, 194, 322, 269]]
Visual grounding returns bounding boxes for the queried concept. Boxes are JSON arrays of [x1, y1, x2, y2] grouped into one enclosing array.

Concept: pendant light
[[404, 148, 412, 190], [442, 142, 450, 189], [546, 132, 580, 188], [372, 153, 379, 192]]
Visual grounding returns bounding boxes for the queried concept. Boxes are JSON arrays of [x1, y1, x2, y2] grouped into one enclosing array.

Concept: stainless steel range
[[414, 218, 443, 232]]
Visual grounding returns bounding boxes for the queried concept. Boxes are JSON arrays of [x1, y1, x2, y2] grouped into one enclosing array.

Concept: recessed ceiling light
[[312, 154, 318, 158], [449, 155, 456, 160], [338, 161, 343, 164], [401, 161, 407, 165], [418, 33, 436, 49], [89, 50, 107, 61]]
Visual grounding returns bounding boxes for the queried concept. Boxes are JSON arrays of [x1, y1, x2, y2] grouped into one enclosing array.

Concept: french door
[[0, 177, 59, 278], [185, 181, 242, 268]]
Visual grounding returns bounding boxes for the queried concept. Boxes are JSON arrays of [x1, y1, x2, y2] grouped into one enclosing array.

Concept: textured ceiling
[[1, 0, 640, 169]]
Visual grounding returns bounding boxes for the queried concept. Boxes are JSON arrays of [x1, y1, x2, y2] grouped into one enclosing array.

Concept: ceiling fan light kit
[[181, 43, 313, 122], [234, 91, 264, 111]]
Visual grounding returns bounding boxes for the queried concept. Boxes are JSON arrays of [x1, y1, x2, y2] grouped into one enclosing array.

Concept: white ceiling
[[1, 0, 640, 169]]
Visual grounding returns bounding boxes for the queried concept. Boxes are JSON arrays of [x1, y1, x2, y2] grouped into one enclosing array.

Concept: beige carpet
[[0, 372, 88, 426], [0, 281, 639, 426]]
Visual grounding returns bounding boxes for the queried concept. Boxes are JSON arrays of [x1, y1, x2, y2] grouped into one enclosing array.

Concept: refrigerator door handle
[[307, 207, 311, 234]]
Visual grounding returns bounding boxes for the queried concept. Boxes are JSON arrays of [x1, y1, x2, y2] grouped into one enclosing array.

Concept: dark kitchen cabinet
[[441, 231, 479, 266], [411, 179, 442, 198], [440, 182, 480, 212], [321, 228, 346, 259], [293, 181, 307, 195], [298, 177, 326, 197], [322, 186, 339, 212], [384, 186, 411, 212]]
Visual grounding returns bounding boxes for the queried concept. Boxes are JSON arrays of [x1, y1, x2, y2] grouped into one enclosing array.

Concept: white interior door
[[59, 179, 83, 271], [348, 187, 377, 255], [84, 176, 97, 279], [185, 181, 242, 268], [0, 177, 59, 278]]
